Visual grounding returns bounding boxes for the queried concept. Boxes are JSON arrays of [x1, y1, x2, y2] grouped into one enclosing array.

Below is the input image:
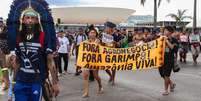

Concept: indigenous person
[[189, 29, 200, 65], [82, 27, 103, 98], [72, 28, 87, 76], [0, 17, 9, 92], [101, 21, 116, 85], [7, 0, 60, 101], [57, 31, 70, 75], [86, 24, 96, 82], [159, 26, 176, 96]]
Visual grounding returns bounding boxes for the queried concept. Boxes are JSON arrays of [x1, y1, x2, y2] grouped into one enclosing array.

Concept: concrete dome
[[51, 7, 135, 24]]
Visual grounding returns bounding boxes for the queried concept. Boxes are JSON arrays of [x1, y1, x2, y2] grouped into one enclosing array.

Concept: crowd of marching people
[[53, 23, 201, 72], [52, 22, 201, 96], [1, 0, 201, 101], [1, 15, 201, 100]]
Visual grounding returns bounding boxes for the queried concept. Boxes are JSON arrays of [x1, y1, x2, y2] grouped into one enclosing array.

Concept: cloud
[[0, 0, 12, 19]]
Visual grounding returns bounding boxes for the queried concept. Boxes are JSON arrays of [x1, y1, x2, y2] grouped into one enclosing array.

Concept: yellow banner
[[77, 37, 166, 70]]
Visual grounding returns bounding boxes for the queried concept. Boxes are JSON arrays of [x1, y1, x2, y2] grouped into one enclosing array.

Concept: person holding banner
[[73, 28, 88, 76], [82, 27, 103, 98], [159, 26, 176, 96], [101, 21, 117, 85]]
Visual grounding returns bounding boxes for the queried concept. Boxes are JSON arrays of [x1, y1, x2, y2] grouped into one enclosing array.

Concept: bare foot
[[111, 81, 115, 86], [170, 83, 176, 92], [162, 91, 169, 96], [108, 78, 112, 83], [98, 87, 104, 94], [82, 93, 89, 98]]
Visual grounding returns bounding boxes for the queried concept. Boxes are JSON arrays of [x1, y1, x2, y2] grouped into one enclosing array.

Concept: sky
[[0, 0, 201, 26]]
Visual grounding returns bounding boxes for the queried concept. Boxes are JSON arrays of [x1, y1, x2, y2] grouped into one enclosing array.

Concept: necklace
[[26, 33, 34, 40]]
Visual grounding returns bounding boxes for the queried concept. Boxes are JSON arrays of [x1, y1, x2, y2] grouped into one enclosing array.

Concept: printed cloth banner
[[77, 37, 166, 70]]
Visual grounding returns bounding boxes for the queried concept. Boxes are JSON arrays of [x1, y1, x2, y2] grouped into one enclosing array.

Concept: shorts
[[159, 64, 173, 78], [14, 82, 42, 101], [159, 54, 174, 78], [191, 45, 200, 56], [179, 43, 189, 53]]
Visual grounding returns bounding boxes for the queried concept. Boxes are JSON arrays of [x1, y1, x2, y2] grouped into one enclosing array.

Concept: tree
[[141, 0, 170, 28], [193, 0, 197, 31], [166, 9, 192, 27]]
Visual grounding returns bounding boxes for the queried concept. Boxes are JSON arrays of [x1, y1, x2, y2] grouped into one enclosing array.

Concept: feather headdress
[[7, 0, 56, 52]]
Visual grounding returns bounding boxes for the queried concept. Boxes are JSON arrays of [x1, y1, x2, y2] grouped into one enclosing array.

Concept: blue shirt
[[15, 41, 46, 83]]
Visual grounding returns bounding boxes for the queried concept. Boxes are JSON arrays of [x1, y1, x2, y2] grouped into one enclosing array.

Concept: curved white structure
[[51, 7, 135, 24]]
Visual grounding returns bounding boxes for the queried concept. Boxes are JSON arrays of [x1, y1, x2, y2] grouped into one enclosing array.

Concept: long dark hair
[[0, 25, 10, 54], [18, 23, 41, 42], [88, 28, 99, 37], [87, 24, 99, 37], [164, 26, 174, 33], [0, 26, 7, 39]]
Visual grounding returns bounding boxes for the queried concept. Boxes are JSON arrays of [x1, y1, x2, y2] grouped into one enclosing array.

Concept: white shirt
[[189, 34, 200, 43], [76, 34, 87, 46], [180, 35, 188, 42], [136, 41, 144, 45], [58, 37, 69, 53], [101, 33, 114, 44]]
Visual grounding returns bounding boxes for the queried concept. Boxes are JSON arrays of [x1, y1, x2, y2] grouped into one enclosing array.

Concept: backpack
[[75, 34, 87, 45], [66, 35, 74, 46]]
